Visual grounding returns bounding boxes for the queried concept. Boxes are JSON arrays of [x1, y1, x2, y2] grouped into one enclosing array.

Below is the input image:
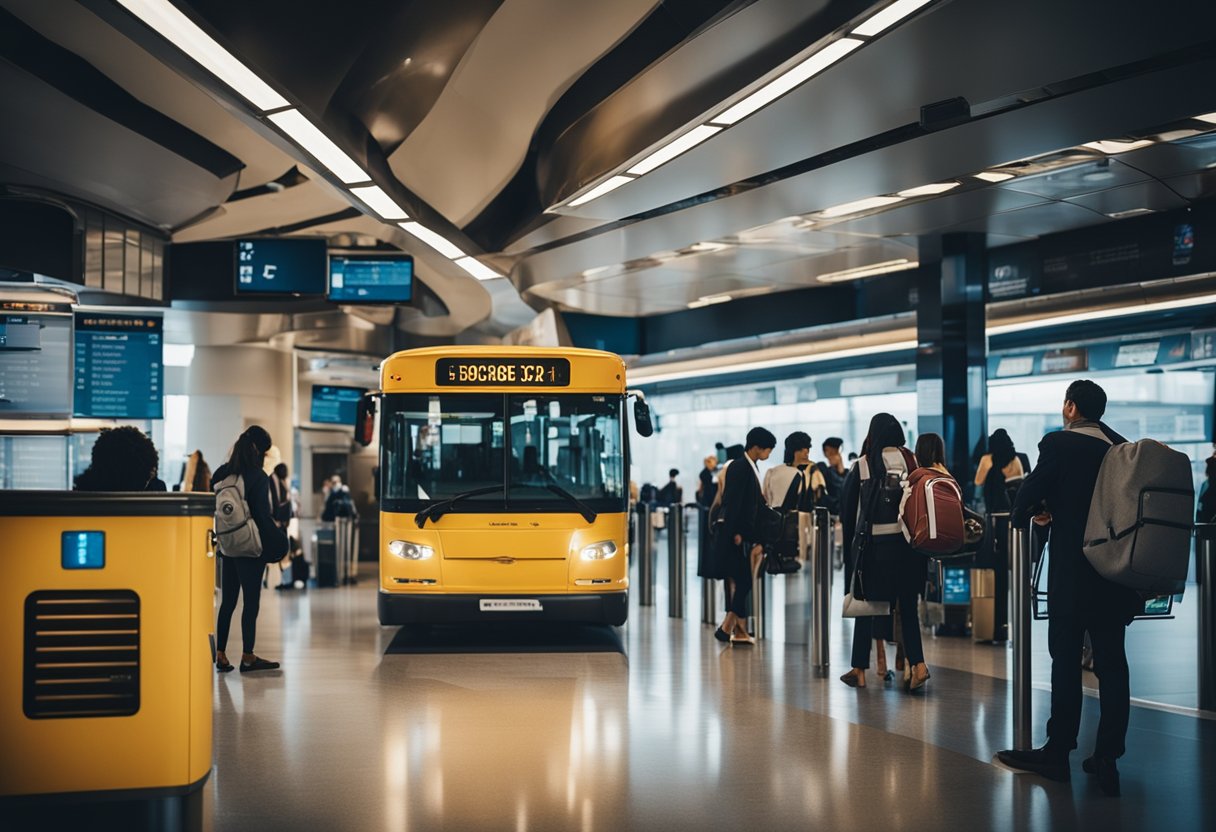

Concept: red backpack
[[900, 468, 965, 555]]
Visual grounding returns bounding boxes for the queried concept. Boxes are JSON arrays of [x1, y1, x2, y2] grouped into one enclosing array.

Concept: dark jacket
[[721, 456, 764, 542], [697, 468, 718, 507], [817, 461, 846, 514], [841, 448, 921, 601], [1198, 480, 1216, 524], [1011, 423, 1142, 623], [212, 463, 289, 563]]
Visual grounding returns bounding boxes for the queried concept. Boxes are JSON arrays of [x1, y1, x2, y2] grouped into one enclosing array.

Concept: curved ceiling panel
[[388, 0, 658, 227]]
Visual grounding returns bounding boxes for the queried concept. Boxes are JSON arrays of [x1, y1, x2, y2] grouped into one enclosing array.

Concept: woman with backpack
[[762, 432, 826, 571], [974, 428, 1025, 643], [213, 425, 289, 674], [839, 413, 931, 691]]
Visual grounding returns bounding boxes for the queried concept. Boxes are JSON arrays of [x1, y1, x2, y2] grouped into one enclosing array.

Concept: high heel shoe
[[729, 633, 756, 646], [909, 665, 931, 692], [714, 627, 731, 643], [839, 669, 865, 688], [902, 663, 912, 691]]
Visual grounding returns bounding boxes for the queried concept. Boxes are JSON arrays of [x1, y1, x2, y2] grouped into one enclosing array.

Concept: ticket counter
[[0, 492, 215, 801]]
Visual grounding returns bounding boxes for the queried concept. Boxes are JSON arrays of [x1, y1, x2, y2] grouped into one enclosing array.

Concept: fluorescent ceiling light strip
[[687, 294, 732, 309], [974, 171, 1015, 183], [851, 0, 934, 37], [455, 256, 501, 281], [627, 125, 722, 175], [350, 185, 408, 220], [267, 110, 368, 184], [713, 38, 863, 125], [896, 181, 959, 197], [568, 175, 634, 208], [1197, 112, 1216, 124], [819, 195, 904, 218], [1082, 139, 1154, 154], [986, 293, 1216, 336], [630, 340, 918, 385], [117, 0, 289, 111], [163, 343, 195, 367], [398, 222, 465, 259], [818, 259, 916, 283]]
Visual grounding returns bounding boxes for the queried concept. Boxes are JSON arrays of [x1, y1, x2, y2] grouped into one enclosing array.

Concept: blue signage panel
[[329, 255, 413, 303], [73, 314, 163, 419], [310, 385, 365, 426], [62, 531, 105, 570], [236, 238, 327, 295]]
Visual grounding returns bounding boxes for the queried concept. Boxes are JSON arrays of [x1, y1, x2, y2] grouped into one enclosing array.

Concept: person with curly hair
[[73, 426, 165, 492]]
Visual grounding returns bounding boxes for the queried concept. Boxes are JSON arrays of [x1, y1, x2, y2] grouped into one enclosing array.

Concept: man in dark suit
[[996, 380, 1142, 796], [713, 427, 776, 645]]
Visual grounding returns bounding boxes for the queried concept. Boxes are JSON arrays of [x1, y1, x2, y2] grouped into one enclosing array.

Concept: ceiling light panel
[[350, 185, 408, 220], [398, 222, 465, 259], [567, 175, 635, 208], [818, 259, 917, 283], [974, 171, 1015, 183], [1082, 139, 1154, 154], [713, 38, 863, 125], [455, 256, 501, 281], [896, 181, 959, 197], [627, 125, 723, 175], [267, 110, 368, 184], [818, 195, 904, 218], [117, 0, 289, 111], [1197, 113, 1216, 124], [987, 293, 1216, 335], [851, 0, 935, 37]]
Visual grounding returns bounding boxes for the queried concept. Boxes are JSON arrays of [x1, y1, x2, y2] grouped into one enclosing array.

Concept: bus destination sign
[[435, 357, 571, 387]]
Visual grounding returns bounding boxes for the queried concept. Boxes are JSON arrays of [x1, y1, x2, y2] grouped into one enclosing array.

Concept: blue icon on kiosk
[[61, 531, 105, 569]]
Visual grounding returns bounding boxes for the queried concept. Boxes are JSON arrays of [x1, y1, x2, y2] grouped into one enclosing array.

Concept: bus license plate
[[480, 599, 543, 612]]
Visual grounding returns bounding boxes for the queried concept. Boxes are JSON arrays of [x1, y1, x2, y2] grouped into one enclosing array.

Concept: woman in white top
[[762, 431, 826, 509]]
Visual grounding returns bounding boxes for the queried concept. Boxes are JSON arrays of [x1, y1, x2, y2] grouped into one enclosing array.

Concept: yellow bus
[[364, 346, 652, 626]]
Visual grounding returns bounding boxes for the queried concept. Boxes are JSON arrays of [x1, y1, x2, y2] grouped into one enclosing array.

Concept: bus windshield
[[381, 392, 626, 514]]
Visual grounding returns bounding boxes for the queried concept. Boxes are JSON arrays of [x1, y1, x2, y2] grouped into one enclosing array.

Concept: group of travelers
[[697, 379, 1140, 797]]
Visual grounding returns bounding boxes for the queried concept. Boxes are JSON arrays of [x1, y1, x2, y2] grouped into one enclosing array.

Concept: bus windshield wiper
[[414, 484, 506, 528], [544, 484, 597, 524]]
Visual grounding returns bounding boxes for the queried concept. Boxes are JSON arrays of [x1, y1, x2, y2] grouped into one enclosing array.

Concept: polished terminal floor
[[191, 550, 1211, 832], [20, 554, 1215, 832]]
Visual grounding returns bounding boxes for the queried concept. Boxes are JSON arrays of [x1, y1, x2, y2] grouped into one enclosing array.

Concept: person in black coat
[[997, 380, 1142, 796], [711, 427, 776, 646], [213, 425, 289, 674]]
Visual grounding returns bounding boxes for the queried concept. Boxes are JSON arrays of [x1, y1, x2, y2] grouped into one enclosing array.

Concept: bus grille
[[23, 590, 141, 719]]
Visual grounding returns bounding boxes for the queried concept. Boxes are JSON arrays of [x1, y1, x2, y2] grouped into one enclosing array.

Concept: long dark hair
[[864, 413, 906, 482], [989, 428, 1016, 471], [227, 425, 272, 478], [915, 433, 946, 468]]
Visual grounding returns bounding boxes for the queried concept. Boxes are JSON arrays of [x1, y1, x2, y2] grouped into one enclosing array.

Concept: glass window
[[380, 392, 626, 514]]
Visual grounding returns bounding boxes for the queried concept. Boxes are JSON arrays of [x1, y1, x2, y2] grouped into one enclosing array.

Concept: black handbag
[[755, 504, 783, 545]]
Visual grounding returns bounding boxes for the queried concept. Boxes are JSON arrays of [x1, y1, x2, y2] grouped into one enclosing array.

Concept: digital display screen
[[310, 385, 365, 426], [236, 238, 327, 295], [73, 314, 163, 419], [943, 566, 970, 605], [435, 357, 571, 387], [0, 314, 73, 417], [62, 531, 105, 570], [328, 254, 413, 303]]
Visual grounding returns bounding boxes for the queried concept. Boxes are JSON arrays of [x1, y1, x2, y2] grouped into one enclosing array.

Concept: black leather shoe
[[239, 656, 281, 673], [995, 747, 1071, 782], [1082, 756, 1121, 797], [713, 627, 731, 643]]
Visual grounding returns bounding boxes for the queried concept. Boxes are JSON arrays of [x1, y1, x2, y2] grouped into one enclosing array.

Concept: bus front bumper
[[378, 590, 628, 626]]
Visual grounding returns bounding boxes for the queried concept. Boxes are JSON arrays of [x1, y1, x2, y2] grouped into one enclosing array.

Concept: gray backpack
[[1079, 427, 1193, 594], [214, 474, 263, 558]]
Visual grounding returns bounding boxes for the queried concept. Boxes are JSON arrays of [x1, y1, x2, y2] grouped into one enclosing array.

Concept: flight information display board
[[0, 311, 73, 418], [310, 385, 365, 426], [236, 238, 327, 295], [328, 254, 413, 303], [73, 314, 163, 419]]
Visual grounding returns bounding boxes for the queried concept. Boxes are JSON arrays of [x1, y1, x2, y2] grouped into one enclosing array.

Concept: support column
[[916, 233, 987, 482]]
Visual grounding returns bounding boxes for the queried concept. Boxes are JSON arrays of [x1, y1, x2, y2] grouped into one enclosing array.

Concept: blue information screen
[[236, 238, 327, 295], [943, 567, 970, 605], [73, 314, 163, 419], [62, 531, 105, 569], [329, 255, 413, 303], [310, 385, 365, 426]]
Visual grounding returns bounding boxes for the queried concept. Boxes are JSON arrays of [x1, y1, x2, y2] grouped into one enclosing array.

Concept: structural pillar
[[916, 233, 987, 481]]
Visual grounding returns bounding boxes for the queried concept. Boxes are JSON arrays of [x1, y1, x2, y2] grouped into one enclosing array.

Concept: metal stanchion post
[[1198, 524, 1216, 712], [637, 503, 654, 606], [668, 504, 686, 618], [810, 507, 831, 675], [696, 505, 717, 625], [1009, 519, 1032, 750], [752, 556, 766, 640]]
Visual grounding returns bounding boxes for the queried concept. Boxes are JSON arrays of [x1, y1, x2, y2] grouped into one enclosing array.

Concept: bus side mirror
[[355, 394, 377, 447], [633, 399, 654, 438]]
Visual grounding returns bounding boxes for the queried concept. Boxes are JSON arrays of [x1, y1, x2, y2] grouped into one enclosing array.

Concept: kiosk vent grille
[[23, 590, 140, 719]]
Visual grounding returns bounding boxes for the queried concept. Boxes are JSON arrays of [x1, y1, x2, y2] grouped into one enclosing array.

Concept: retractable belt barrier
[[1008, 518, 1033, 751], [809, 508, 832, 675], [635, 504, 655, 607], [1197, 524, 1216, 712], [668, 504, 688, 619], [0, 492, 215, 800]]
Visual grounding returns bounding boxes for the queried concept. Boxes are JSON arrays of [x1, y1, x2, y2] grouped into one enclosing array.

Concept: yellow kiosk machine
[[0, 491, 215, 807]]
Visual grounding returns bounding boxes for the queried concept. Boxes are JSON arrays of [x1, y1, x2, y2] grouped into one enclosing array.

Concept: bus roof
[[380, 345, 628, 394]]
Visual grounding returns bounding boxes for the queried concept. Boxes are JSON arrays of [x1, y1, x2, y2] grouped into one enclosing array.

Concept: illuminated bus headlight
[[580, 541, 618, 560], [388, 540, 435, 560]]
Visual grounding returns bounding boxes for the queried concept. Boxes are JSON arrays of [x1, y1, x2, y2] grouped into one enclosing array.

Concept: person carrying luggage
[[213, 425, 289, 674], [996, 380, 1142, 796]]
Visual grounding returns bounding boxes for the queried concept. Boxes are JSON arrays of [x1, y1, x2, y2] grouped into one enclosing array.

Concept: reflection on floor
[[185, 572, 1216, 832]]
